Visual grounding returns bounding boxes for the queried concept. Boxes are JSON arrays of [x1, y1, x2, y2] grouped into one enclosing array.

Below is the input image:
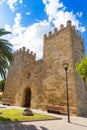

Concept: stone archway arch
[[22, 87, 31, 108]]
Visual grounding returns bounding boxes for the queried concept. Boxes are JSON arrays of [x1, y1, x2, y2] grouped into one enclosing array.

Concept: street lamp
[[63, 63, 70, 123]]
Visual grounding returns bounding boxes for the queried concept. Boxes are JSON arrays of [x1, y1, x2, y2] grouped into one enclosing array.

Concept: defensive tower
[[42, 20, 86, 115], [2, 20, 87, 116]]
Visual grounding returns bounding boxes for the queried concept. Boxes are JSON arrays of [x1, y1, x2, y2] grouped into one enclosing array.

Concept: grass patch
[[0, 109, 55, 122]]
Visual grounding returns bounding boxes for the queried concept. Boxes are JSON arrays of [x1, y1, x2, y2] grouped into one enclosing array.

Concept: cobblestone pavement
[[0, 105, 87, 130]]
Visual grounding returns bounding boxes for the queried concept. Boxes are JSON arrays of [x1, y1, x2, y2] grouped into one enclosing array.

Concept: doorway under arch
[[23, 87, 31, 108]]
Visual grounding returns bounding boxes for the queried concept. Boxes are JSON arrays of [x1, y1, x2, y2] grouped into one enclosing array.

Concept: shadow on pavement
[[40, 126, 48, 130], [0, 122, 49, 130], [71, 122, 87, 128]]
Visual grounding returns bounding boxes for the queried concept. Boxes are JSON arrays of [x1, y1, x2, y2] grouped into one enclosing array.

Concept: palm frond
[[0, 28, 11, 36], [0, 38, 13, 63], [0, 28, 13, 78]]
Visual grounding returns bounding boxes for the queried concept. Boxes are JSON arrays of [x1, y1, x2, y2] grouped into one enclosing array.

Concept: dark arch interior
[[24, 87, 31, 107]]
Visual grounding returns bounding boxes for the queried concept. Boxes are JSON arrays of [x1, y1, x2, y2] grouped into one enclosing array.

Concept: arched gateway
[[2, 20, 87, 116], [23, 87, 31, 108]]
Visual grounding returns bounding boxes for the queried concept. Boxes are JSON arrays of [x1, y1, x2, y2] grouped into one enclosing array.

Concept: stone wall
[[43, 21, 78, 114], [2, 47, 43, 108], [2, 20, 87, 116]]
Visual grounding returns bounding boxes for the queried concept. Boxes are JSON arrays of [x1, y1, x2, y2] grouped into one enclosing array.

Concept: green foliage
[[0, 28, 13, 78], [76, 55, 87, 82], [0, 79, 6, 92]]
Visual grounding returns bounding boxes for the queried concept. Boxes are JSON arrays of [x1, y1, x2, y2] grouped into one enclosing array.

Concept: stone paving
[[0, 105, 87, 130]]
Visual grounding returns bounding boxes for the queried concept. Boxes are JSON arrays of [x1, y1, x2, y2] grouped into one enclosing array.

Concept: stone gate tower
[[2, 20, 87, 116]]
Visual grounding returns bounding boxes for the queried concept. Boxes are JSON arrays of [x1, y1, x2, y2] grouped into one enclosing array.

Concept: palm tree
[[0, 28, 13, 78]]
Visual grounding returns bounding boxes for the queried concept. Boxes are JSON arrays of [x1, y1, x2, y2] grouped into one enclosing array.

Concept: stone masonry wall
[[2, 20, 87, 116], [2, 47, 43, 108], [42, 21, 78, 114], [71, 28, 87, 116]]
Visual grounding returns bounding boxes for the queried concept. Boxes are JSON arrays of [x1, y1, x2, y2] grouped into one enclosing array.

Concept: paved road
[[0, 105, 87, 130], [0, 116, 87, 130]]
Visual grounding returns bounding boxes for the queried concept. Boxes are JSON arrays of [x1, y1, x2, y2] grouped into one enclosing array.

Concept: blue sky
[[0, 0, 87, 59]]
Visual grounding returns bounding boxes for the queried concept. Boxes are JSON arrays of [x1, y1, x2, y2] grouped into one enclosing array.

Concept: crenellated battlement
[[44, 20, 82, 41], [44, 20, 71, 39], [14, 47, 36, 61], [3, 19, 87, 117]]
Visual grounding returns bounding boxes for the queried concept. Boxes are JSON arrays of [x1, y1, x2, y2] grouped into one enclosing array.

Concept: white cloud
[[42, 0, 85, 32], [5, 24, 11, 32], [14, 13, 21, 25], [26, 12, 31, 16], [5, 0, 85, 60], [76, 12, 83, 18], [0, 0, 23, 11], [7, 0, 23, 11], [43, 0, 64, 22], [5, 13, 52, 60]]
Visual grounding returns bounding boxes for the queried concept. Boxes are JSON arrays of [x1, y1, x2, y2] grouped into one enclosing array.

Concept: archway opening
[[23, 87, 31, 108]]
